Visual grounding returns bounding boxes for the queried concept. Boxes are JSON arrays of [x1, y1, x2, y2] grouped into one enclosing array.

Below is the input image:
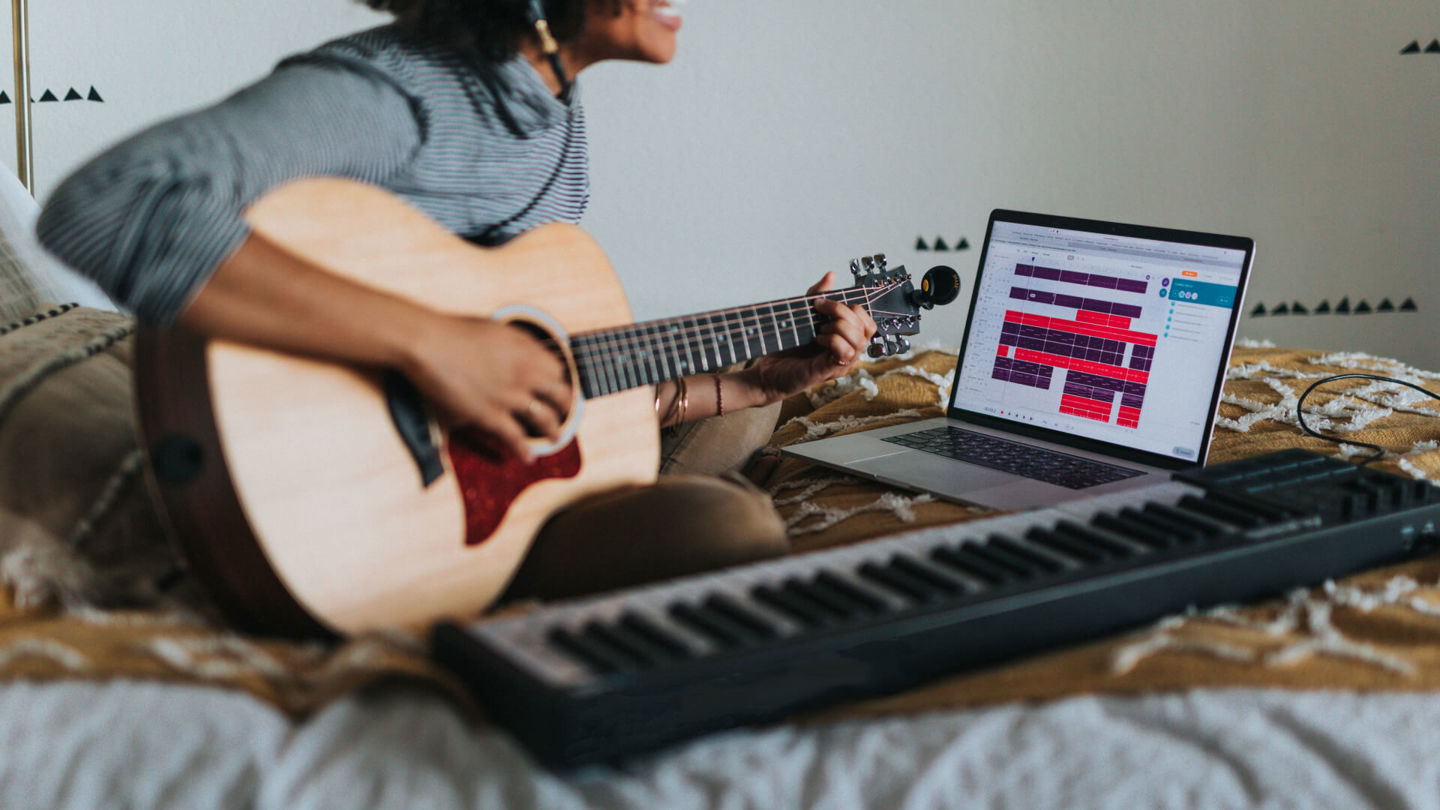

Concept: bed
[[4, 277, 1440, 809]]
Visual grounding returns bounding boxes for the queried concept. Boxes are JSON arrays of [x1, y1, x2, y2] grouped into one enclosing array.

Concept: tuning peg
[[861, 256, 877, 274], [874, 254, 888, 272], [849, 258, 863, 279], [895, 337, 910, 354], [867, 337, 887, 358]]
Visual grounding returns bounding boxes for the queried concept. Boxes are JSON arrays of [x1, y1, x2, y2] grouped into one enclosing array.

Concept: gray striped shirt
[[36, 25, 590, 325]]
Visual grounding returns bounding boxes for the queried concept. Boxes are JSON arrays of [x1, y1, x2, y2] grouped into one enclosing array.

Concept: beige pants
[[505, 401, 786, 602]]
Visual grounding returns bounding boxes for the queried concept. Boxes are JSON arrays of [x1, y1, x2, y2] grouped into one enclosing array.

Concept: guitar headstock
[[848, 254, 962, 358]]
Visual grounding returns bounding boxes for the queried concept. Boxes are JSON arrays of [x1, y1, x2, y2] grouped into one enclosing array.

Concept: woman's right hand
[[402, 315, 573, 462], [179, 233, 572, 463]]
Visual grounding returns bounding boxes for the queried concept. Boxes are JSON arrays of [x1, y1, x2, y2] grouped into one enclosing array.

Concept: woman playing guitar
[[36, 0, 877, 617]]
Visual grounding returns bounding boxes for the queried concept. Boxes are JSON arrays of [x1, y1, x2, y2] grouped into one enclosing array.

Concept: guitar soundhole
[[449, 435, 583, 547]]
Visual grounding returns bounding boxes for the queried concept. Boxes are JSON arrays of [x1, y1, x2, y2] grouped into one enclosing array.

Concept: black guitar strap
[[472, 110, 576, 247]]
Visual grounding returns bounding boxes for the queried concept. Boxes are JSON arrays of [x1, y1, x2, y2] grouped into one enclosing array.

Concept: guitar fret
[[716, 314, 733, 369], [648, 325, 672, 384], [572, 337, 593, 399], [724, 317, 740, 366], [786, 299, 803, 351], [751, 305, 769, 356], [700, 313, 722, 372], [692, 314, 713, 372], [617, 327, 639, 391], [599, 330, 622, 396], [663, 321, 687, 378], [637, 324, 661, 387], [683, 316, 702, 376], [565, 275, 914, 401]]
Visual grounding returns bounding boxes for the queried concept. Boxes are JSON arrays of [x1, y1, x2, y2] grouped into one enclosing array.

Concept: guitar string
[[545, 284, 905, 368], [548, 283, 917, 393], [569, 285, 909, 369], [551, 282, 908, 357]]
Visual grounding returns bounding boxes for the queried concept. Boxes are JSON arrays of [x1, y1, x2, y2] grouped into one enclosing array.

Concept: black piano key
[[930, 544, 1016, 585], [963, 538, 1046, 579], [619, 612, 698, 661], [782, 578, 860, 620], [1144, 502, 1229, 537], [814, 570, 889, 614], [857, 561, 944, 603], [1092, 512, 1180, 550], [1178, 495, 1266, 529], [547, 626, 634, 675], [753, 584, 833, 627], [1117, 507, 1196, 545], [1053, 521, 1138, 558], [1024, 526, 1107, 564], [582, 621, 658, 668], [1204, 489, 1294, 521], [985, 534, 1066, 573], [888, 554, 967, 595], [704, 594, 780, 639], [668, 602, 745, 648]]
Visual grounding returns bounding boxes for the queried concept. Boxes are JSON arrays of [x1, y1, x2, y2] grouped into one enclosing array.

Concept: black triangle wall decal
[[1315, 300, 1332, 314], [1377, 298, 1396, 312], [1250, 303, 1267, 317], [1402, 41, 1422, 54], [1354, 300, 1373, 314], [1336, 297, 1351, 314], [1427, 39, 1440, 53], [87, 86, 104, 102], [38, 89, 58, 102], [1400, 298, 1418, 312], [932, 237, 949, 251], [1291, 302, 1309, 315], [64, 88, 83, 101], [0, 91, 9, 104], [915, 237, 929, 251], [957, 237, 970, 250], [1271, 302, 1290, 316]]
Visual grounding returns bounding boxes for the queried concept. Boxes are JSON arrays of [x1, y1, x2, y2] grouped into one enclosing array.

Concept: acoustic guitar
[[133, 178, 958, 637]]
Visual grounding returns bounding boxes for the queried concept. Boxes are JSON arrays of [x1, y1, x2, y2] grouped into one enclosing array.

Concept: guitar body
[[135, 179, 658, 637]]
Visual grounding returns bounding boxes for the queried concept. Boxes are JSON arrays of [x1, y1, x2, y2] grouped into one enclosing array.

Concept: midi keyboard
[[433, 449, 1440, 767]]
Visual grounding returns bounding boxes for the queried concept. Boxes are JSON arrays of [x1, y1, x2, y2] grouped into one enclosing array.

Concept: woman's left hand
[[736, 271, 879, 405]]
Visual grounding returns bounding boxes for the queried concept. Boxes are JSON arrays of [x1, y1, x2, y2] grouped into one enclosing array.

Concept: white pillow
[[0, 168, 118, 318]]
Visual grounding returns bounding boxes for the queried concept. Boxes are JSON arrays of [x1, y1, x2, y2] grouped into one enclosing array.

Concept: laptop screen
[[950, 211, 1253, 466]]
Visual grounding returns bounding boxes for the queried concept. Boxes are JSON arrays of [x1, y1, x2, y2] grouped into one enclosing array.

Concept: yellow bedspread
[[4, 342, 1440, 720]]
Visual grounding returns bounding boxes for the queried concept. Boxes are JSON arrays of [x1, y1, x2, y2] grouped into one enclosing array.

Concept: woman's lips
[[653, 2, 683, 32]]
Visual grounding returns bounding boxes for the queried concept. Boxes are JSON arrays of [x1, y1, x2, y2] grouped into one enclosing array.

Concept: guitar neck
[[571, 286, 877, 399]]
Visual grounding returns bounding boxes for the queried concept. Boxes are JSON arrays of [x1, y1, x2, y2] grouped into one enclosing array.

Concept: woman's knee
[[504, 474, 787, 602]]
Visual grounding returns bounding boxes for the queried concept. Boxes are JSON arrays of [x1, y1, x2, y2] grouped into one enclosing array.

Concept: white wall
[[5, 1, 1438, 366]]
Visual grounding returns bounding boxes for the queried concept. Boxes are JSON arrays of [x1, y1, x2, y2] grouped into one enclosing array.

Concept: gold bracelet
[[714, 373, 725, 417], [675, 376, 689, 425]]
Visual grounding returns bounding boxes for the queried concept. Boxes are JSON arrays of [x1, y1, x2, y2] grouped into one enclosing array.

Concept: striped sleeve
[[35, 60, 423, 325]]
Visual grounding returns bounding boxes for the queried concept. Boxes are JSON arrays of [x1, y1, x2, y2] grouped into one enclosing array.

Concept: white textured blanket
[[2, 681, 1437, 809]]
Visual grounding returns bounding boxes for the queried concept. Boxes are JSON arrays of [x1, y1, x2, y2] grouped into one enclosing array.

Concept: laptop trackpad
[[849, 452, 1018, 493]]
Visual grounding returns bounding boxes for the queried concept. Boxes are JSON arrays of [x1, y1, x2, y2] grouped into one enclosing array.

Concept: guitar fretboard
[[570, 286, 886, 399]]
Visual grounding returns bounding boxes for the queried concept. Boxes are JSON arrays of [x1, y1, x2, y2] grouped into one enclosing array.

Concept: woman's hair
[[362, 0, 616, 63]]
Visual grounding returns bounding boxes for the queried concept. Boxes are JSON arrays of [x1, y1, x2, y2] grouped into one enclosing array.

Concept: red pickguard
[[448, 437, 583, 547]]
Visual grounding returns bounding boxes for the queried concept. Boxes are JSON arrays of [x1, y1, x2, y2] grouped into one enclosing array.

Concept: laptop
[[784, 209, 1254, 511]]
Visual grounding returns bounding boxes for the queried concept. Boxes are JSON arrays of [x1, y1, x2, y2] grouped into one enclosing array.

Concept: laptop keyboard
[[882, 426, 1145, 490]]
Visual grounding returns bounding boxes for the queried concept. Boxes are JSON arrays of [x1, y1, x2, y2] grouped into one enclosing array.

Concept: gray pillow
[[0, 305, 180, 610]]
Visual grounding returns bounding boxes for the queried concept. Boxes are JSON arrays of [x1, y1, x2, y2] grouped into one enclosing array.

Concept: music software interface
[[954, 221, 1247, 462]]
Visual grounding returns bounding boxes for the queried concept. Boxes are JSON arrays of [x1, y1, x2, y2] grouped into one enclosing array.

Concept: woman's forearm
[[654, 371, 772, 428], [176, 231, 439, 374]]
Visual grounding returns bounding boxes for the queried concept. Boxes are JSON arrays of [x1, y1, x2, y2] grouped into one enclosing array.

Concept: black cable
[[527, 0, 572, 98], [1294, 373, 1440, 466]]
